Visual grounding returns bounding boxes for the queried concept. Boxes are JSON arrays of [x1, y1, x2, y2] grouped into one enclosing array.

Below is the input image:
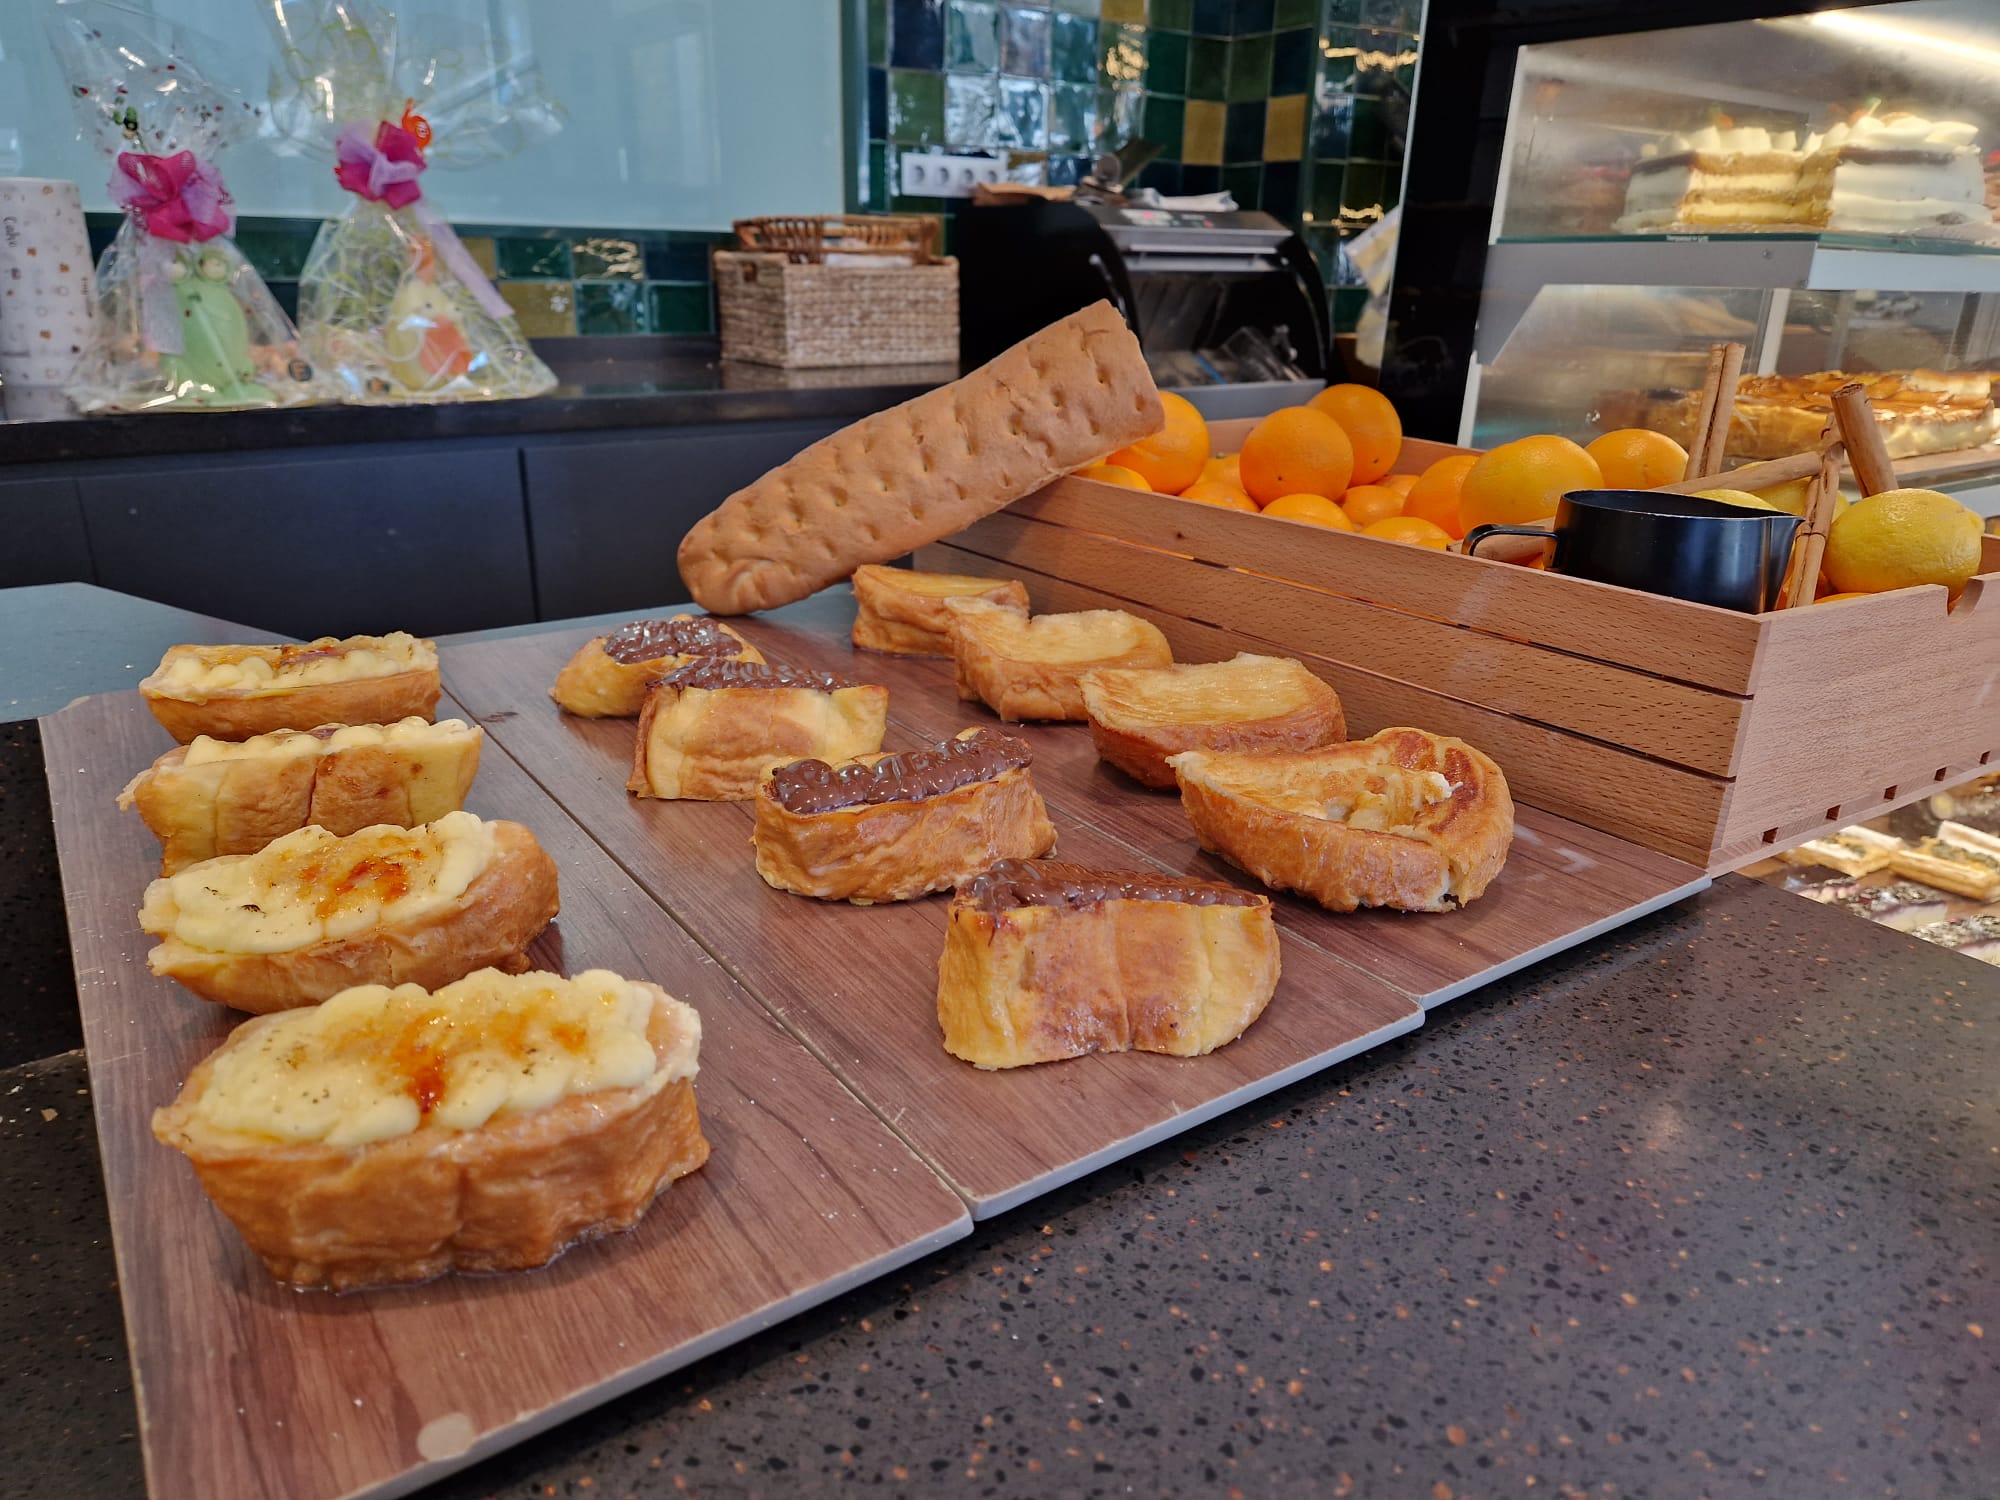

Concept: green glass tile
[[948, 0, 1000, 72], [232, 228, 313, 281], [868, 0, 888, 65], [1049, 81, 1093, 149], [1054, 0, 1099, 11], [946, 74, 998, 146], [1340, 159, 1388, 224], [1349, 95, 1386, 157], [1001, 5, 1051, 74], [495, 237, 571, 279], [995, 76, 1048, 147], [1223, 162, 1262, 206], [1098, 20, 1144, 83], [868, 140, 890, 210], [1331, 284, 1369, 333], [1050, 11, 1098, 82], [1322, 0, 1362, 21], [497, 280, 574, 337], [1102, 0, 1146, 19], [1226, 32, 1271, 100], [1142, 93, 1184, 155], [1187, 35, 1226, 98], [890, 194, 951, 214], [1148, 0, 1192, 27], [1320, 25, 1359, 86], [1094, 86, 1123, 148], [1144, 28, 1187, 93], [889, 69, 945, 143], [649, 282, 713, 335], [571, 235, 643, 280], [1306, 160, 1344, 225], [576, 280, 647, 335], [1273, 0, 1312, 25]]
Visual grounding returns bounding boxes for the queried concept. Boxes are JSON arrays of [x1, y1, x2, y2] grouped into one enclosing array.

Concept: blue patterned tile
[[1001, 6, 1052, 72], [946, 73, 999, 146], [576, 280, 647, 335], [1051, 12, 1099, 81], [1049, 81, 1095, 149], [948, 0, 1000, 70], [891, 0, 946, 67], [994, 76, 1049, 147]]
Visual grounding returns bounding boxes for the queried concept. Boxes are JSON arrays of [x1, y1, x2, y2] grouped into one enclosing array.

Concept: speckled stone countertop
[[4, 597, 1996, 1498]]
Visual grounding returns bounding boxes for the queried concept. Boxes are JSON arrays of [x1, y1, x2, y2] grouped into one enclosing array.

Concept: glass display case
[[1465, 0, 2000, 512]]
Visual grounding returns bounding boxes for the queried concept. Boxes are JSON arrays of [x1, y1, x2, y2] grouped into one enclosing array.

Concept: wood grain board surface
[[444, 620, 1422, 1217], [41, 690, 969, 1500], [734, 591, 1712, 1010], [444, 591, 1705, 1214]]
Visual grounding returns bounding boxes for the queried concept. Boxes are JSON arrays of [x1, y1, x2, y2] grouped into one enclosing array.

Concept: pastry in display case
[[1467, 1, 2000, 512]]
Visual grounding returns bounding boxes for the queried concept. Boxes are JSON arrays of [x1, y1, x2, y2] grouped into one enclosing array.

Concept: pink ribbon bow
[[334, 120, 428, 208], [109, 151, 234, 243]]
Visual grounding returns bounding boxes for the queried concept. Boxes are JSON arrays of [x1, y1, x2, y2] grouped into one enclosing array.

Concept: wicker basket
[[716, 215, 957, 369]]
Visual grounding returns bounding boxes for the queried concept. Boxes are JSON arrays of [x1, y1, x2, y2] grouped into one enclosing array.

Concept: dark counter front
[[0, 339, 960, 637]]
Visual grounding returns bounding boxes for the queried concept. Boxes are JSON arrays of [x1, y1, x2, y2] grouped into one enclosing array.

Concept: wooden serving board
[[445, 622, 1422, 1217], [42, 690, 970, 1500], [745, 593, 1714, 1010], [443, 592, 1705, 1214]]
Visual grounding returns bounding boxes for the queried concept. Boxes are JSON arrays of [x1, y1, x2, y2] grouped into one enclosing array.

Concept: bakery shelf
[[1477, 235, 2000, 361]]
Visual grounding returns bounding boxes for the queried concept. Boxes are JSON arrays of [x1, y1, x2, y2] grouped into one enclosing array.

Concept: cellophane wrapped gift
[[51, 4, 319, 412], [265, 0, 560, 403]]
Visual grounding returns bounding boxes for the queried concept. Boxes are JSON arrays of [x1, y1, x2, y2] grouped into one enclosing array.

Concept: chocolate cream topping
[[959, 859, 1266, 912], [655, 659, 855, 693], [603, 616, 742, 665], [767, 728, 1032, 814]]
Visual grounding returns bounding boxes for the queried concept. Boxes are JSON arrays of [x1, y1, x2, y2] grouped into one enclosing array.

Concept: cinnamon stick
[[1655, 450, 1821, 496], [1781, 436, 1844, 609], [1687, 341, 1746, 480], [1830, 382, 1897, 497]]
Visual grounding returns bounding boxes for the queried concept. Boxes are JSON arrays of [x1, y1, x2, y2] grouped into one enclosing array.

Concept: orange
[[1585, 428, 1689, 489], [1261, 493, 1356, 530], [1459, 435, 1603, 531], [1401, 453, 1478, 539], [1103, 391, 1211, 495], [1076, 462, 1153, 492], [1816, 591, 1875, 604], [1179, 478, 1258, 512], [1308, 383, 1402, 485], [1239, 406, 1354, 505], [1381, 472, 1420, 496], [1341, 484, 1406, 528], [1362, 516, 1453, 550], [1202, 452, 1243, 490]]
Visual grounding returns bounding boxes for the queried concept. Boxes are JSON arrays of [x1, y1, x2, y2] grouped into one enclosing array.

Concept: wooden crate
[[924, 422, 2000, 871]]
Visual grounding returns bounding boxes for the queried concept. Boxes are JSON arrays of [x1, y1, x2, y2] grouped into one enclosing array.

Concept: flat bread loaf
[[678, 301, 1161, 615]]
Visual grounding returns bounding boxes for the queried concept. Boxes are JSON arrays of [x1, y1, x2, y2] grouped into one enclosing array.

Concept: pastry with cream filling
[[1779, 825, 1902, 878], [947, 598, 1172, 722], [1888, 822, 2000, 901], [936, 859, 1279, 1069], [628, 659, 888, 802], [550, 615, 763, 718], [118, 717, 483, 874], [140, 811, 561, 1013], [1080, 654, 1347, 789], [140, 633, 440, 743], [150, 967, 708, 1289], [1168, 728, 1514, 912], [754, 728, 1057, 903], [851, 565, 1030, 657]]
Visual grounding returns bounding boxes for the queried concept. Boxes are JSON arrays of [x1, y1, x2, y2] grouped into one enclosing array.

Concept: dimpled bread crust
[[678, 301, 1163, 615]]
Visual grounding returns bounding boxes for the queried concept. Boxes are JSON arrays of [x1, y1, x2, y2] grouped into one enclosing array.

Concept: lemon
[[1824, 488, 1983, 594], [1747, 477, 1851, 518], [1692, 488, 1780, 511]]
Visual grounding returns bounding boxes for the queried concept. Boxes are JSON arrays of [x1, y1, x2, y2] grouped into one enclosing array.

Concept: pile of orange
[[1078, 384, 1471, 551]]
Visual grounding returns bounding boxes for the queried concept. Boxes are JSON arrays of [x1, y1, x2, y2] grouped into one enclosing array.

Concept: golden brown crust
[[151, 988, 708, 1290], [146, 822, 562, 1014], [1169, 729, 1515, 913], [119, 724, 484, 874], [1080, 655, 1348, 789], [677, 302, 1162, 615], [851, 566, 1030, 657], [754, 762, 1057, 903], [628, 680, 889, 801], [140, 640, 441, 744], [935, 890, 1279, 1069], [549, 619, 762, 717], [1888, 843, 2000, 901], [947, 600, 1173, 722]]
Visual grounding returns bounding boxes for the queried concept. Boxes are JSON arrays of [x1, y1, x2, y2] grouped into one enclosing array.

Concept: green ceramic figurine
[[162, 249, 277, 408]]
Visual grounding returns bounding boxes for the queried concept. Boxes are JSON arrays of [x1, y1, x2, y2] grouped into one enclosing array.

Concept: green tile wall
[[855, 0, 1422, 333], [89, 214, 735, 339]]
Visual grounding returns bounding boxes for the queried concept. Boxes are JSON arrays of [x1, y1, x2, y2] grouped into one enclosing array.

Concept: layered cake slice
[[1796, 115, 1992, 232], [1617, 126, 1804, 231]]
